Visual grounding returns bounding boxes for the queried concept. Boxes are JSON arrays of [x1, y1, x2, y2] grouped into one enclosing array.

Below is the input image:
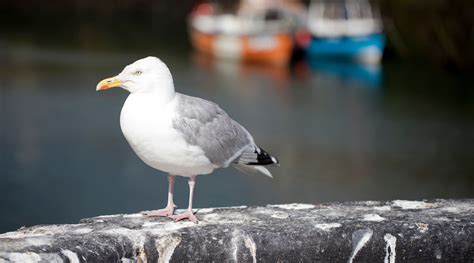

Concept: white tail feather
[[233, 164, 273, 178]]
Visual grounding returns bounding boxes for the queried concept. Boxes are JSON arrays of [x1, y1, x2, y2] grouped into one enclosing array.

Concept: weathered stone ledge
[[0, 199, 473, 262]]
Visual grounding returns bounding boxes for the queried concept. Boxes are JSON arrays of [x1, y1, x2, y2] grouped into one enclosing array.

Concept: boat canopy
[[307, 0, 383, 38], [190, 1, 305, 36]]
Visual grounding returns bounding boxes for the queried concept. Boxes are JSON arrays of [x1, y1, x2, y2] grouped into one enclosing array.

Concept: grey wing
[[172, 93, 253, 167]]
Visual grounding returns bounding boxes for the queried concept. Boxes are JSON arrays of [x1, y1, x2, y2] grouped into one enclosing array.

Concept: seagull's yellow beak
[[96, 77, 123, 91]]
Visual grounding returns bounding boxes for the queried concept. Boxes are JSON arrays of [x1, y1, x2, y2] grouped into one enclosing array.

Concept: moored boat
[[305, 0, 385, 64], [188, 2, 299, 65]]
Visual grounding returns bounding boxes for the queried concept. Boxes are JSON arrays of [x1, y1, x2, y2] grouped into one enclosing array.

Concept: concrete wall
[[0, 199, 473, 262]]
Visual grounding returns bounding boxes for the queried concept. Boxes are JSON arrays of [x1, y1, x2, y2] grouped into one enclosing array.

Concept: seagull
[[96, 56, 278, 223]]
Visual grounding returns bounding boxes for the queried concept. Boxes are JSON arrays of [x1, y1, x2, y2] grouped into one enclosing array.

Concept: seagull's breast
[[120, 94, 215, 176]]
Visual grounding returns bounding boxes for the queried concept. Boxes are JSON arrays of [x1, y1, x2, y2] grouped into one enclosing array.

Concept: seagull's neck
[[129, 88, 176, 107]]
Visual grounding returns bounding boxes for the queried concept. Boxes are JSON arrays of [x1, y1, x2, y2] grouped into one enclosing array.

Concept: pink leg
[[170, 176, 198, 223], [142, 175, 176, 217]]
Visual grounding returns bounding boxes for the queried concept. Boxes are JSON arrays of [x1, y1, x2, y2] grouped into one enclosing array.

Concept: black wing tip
[[248, 146, 279, 166]]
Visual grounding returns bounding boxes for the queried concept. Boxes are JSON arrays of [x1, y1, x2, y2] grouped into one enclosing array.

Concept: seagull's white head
[[96, 56, 174, 95]]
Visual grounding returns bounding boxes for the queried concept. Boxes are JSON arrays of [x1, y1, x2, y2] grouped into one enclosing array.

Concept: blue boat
[[307, 34, 385, 64], [305, 0, 385, 64]]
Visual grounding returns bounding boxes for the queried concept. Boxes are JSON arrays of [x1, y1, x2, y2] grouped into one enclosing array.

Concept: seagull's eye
[[133, 70, 142, 76]]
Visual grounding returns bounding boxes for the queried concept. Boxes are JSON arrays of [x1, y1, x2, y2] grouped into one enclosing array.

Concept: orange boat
[[190, 30, 293, 65], [188, 2, 296, 65]]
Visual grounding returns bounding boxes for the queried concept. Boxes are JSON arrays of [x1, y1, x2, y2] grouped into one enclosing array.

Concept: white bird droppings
[[7, 252, 41, 263], [61, 250, 80, 263], [314, 223, 342, 231], [392, 200, 433, 210], [244, 235, 257, 263], [96, 214, 117, 218], [271, 212, 289, 219], [383, 234, 396, 263], [123, 214, 143, 218], [373, 206, 391, 211], [198, 208, 215, 213], [226, 205, 248, 209], [268, 203, 315, 210], [362, 214, 386, 222], [348, 229, 373, 263], [156, 235, 181, 263], [74, 228, 93, 234], [230, 230, 240, 261], [141, 222, 160, 228], [229, 230, 257, 262]]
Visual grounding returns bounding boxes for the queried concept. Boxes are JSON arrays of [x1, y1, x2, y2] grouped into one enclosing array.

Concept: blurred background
[[1, 0, 473, 233]]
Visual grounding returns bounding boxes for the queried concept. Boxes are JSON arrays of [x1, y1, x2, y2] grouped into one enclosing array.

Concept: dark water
[[1, 42, 473, 233]]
